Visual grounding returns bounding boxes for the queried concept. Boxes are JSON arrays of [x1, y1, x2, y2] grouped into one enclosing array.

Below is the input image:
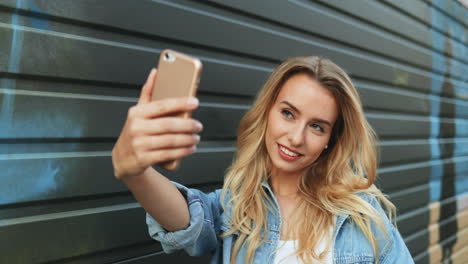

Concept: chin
[[271, 160, 307, 174]]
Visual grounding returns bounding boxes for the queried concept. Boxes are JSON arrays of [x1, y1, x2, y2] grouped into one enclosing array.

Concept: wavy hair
[[221, 56, 396, 264]]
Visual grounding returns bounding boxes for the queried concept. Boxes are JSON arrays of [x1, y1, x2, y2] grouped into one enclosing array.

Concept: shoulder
[[353, 191, 395, 240], [351, 192, 414, 263], [355, 191, 392, 221], [335, 192, 396, 257]]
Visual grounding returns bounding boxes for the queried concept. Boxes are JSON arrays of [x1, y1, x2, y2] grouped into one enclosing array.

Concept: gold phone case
[[152, 49, 202, 171]]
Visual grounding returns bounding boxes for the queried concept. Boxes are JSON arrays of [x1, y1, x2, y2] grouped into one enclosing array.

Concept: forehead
[[275, 73, 339, 123]]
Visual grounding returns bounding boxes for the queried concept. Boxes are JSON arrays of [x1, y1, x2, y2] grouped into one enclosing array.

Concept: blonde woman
[[112, 57, 414, 263]]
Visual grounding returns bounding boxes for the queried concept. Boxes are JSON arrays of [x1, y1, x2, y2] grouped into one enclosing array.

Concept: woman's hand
[[112, 69, 203, 181]]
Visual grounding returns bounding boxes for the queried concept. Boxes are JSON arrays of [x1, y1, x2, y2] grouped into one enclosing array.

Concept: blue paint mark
[[27, 0, 49, 30], [429, 102, 440, 139], [34, 161, 59, 196], [456, 176, 468, 195], [0, 1, 65, 205], [0, 0, 24, 137], [430, 179, 441, 202], [429, 1, 468, 198], [0, 160, 59, 204], [430, 161, 443, 201], [430, 0, 467, 258], [429, 13, 444, 203], [1, 0, 49, 137]]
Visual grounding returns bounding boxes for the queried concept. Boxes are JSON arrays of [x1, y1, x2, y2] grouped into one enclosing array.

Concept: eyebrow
[[280, 100, 333, 127]]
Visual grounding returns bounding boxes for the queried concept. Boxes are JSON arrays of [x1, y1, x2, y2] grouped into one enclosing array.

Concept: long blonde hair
[[221, 56, 396, 263]]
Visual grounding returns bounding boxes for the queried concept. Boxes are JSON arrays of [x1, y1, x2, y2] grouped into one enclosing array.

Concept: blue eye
[[311, 124, 324, 132], [281, 109, 294, 119]]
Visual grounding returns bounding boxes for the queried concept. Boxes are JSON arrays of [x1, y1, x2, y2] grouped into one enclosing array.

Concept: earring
[[325, 144, 328, 149]]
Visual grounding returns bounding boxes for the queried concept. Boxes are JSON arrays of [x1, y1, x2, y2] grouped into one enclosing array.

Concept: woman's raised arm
[[111, 69, 203, 231]]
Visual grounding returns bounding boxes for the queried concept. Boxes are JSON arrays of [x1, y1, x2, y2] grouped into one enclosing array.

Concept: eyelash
[[280, 109, 325, 133], [311, 124, 325, 133], [281, 109, 294, 119]]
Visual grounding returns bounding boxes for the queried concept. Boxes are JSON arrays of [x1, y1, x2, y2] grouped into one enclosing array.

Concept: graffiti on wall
[[430, 0, 468, 262]]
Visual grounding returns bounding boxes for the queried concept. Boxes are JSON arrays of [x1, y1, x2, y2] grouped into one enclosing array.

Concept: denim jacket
[[146, 181, 414, 264]]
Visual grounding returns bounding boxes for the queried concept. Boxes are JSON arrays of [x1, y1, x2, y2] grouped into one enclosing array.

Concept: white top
[[273, 221, 335, 264]]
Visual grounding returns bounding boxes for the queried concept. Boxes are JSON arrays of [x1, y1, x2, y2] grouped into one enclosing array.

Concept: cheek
[[305, 135, 330, 155], [266, 112, 283, 139]]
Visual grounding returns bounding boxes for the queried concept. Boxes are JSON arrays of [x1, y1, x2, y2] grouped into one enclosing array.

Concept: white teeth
[[279, 145, 299, 157]]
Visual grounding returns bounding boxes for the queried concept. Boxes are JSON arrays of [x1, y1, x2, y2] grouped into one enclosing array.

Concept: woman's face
[[265, 72, 339, 177]]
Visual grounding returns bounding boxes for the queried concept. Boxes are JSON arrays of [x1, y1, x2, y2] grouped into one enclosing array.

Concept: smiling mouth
[[278, 144, 303, 157]]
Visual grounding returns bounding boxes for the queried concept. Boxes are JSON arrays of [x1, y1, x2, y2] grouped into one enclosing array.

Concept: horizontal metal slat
[[358, 81, 468, 118], [382, 0, 468, 45], [0, 23, 272, 97], [422, 0, 468, 35], [0, 145, 232, 206], [0, 206, 151, 263], [368, 113, 468, 139], [379, 156, 468, 192], [0, 90, 246, 139], [3, 88, 468, 140], [390, 184, 430, 214], [211, 0, 468, 82], [379, 138, 468, 165], [319, 0, 468, 72], [113, 250, 210, 264], [1, 4, 467, 100]]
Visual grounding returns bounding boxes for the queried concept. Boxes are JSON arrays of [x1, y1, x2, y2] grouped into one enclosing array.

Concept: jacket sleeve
[[145, 181, 223, 256]]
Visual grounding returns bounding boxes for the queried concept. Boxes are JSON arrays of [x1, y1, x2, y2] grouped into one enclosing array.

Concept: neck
[[269, 169, 303, 198]]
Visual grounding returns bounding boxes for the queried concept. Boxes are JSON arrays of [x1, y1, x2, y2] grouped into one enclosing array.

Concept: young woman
[[112, 56, 414, 263]]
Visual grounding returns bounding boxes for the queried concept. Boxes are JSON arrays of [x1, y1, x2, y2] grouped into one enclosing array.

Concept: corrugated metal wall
[[1, 0, 467, 263]]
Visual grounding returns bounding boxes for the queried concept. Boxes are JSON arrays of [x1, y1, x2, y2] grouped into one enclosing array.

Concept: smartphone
[[152, 49, 202, 171]]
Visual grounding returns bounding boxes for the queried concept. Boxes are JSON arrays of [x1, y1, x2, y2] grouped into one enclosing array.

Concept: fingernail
[[187, 97, 199, 106], [194, 134, 201, 141], [195, 122, 203, 130]]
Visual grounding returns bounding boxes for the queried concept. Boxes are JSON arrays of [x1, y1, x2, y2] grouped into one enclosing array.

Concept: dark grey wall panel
[[2, 0, 467, 98], [0, 91, 245, 139], [3, 87, 468, 140], [398, 207, 432, 237], [0, 26, 270, 98], [1, 0, 467, 263], [382, 0, 468, 58], [426, 0, 468, 29], [405, 228, 431, 258], [0, 205, 150, 263], [323, 0, 468, 82], [390, 184, 430, 213], [208, 0, 468, 83], [358, 81, 468, 118], [369, 114, 468, 138], [0, 144, 233, 206], [380, 138, 468, 165], [113, 251, 210, 264]]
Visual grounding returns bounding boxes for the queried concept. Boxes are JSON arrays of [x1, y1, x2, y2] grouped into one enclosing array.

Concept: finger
[[135, 134, 200, 150], [145, 146, 197, 165], [136, 97, 199, 119], [140, 117, 203, 135], [138, 68, 157, 105]]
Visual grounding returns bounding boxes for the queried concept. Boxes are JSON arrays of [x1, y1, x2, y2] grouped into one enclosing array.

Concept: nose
[[287, 123, 304, 147]]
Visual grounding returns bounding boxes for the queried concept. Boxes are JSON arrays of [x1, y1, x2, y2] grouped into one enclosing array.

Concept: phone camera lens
[[164, 52, 175, 62]]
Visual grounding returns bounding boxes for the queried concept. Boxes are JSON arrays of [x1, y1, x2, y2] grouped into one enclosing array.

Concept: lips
[[277, 143, 303, 161]]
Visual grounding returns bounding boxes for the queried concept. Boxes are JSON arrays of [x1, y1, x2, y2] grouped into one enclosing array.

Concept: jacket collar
[[261, 179, 349, 236]]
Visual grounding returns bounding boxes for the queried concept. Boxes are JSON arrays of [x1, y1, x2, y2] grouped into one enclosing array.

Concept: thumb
[[138, 68, 157, 105]]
